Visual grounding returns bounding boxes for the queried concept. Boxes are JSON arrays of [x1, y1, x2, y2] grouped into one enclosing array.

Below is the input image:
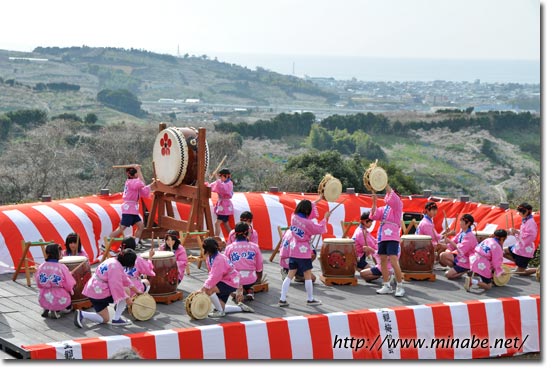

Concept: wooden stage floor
[[0, 250, 541, 359]]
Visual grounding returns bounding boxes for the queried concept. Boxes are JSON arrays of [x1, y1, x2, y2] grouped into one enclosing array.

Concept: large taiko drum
[[59, 256, 91, 304], [320, 238, 357, 278], [153, 126, 209, 186], [141, 250, 178, 296], [475, 231, 493, 244], [399, 235, 434, 273]]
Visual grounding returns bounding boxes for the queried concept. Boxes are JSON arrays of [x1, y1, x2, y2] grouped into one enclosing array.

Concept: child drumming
[[210, 168, 234, 239], [370, 184, 406, 297], [503, 202, 539, 276], [121, 237, 155, 295], [226, 211, 259, 245], [352, 212, 377, 271], [63, 232, 89, 258], [35, 243, 76, 319], [224, 222, 264, 301], [279, 199, 330, 307], [159, 229, 188, 282], [199, 238, 254, 318], [439, 214, 477, 280], [464, 229, 508, 292], [74, 249, 137, 328]]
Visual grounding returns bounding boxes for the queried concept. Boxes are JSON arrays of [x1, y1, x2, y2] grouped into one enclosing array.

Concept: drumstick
[[209, 155, 228, 179], [130, 302, 157, 311], [112, 164, 141, 169], [151, 232, 155, 250], [330, 198, 348, 213], [443, 210, 449, 235], [152, 160, 158, 181], [510, 212, 515, 230], [70, 260, 87, 275], [505, 213, 509, 230]]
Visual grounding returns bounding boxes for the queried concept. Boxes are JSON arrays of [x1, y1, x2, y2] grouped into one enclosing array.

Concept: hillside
[[0, 47, 337, 116], [0, 47, 540, 207]]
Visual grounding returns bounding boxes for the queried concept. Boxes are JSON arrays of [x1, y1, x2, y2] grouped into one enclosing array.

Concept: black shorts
[[121, 214, 142, 227], [508, 245, 531, 269], [289, 258, 313, 275], [216, 281, 237, 303], [357, 254, 368, 269], [474, 273, 493, 284], [89, 296, 114, 312], [217, 214, 230, 222], [370, 266, 382, 276], [378, 240, 400, 255], [452, 257, 470, 273]]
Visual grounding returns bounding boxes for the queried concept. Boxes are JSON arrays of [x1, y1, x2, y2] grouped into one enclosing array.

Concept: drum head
[[60, 256, 88, 264], [323, 238, 355, 244], [493, 264, 511, 286], [130, 294, 156, 321], [185, 292, 212, 320], [153, 127, 189, 186], [322, 178, 342, 202], [401, 235, 432, 240], [368, 167, 388, 192], [142, 250, 175, 259]]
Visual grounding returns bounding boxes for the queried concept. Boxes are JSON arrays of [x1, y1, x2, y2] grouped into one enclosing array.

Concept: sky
[[1, 0, 541, 61]]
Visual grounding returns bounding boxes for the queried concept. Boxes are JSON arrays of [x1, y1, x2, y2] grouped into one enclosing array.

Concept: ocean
[[210, 53, 540, 84]]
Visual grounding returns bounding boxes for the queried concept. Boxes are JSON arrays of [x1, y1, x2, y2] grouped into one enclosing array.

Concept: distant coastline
[[210, 53, 540, 84]]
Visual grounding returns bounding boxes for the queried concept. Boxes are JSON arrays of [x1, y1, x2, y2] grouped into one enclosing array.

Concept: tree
[[96, 89, 146, 117], [84, 113, 98, 124]]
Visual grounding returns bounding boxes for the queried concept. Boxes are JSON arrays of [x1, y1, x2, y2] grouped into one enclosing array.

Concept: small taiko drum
[[318, 174, 342, 202], [128, 293, 157, 321], [59, 256, 91, 304], [363, 163, 388, 192], [320, 238, 357, 278], [493, 264, 512, 287], [153, 126, 209, 186], [141, 250, 178, 296], [399, 235, 434, 274], [184, 291, 212, 320], [475, 231, 493, 244]]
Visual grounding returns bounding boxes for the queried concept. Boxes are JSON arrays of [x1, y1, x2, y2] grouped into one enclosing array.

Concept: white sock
[[305, 279, 314, 301], [396, 282, 403, 288], [224, 305, 242, 313], [280, 277, 292, 301], [135, 238, 140, 244], [472, 279, 479, 286], [209, 293, 223, 312], [114, 300, 126, 320], [82, 311, 104, 323]]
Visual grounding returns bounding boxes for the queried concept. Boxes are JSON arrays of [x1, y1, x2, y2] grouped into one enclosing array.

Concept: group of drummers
[[33, 166, 538, 325]]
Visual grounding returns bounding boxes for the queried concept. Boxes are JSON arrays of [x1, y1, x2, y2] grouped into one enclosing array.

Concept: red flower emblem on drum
[[167, 268, 178, 285], [412, 248, 430, 265], [160, 133, 172, 156], [327, 250, 346, 269]]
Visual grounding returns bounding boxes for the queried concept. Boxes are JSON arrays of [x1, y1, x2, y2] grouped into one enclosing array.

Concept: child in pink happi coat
[[210, 168, 234, 238], [224, 222, 264, 301], [503, 202, 539, 276], [199, 238, 253, 318], [464, 229, 508, 292], [121, 237, 155, 295], [36, 243, 76, 319], [75, 249, 137, 328], [159, 229, 188, 282]]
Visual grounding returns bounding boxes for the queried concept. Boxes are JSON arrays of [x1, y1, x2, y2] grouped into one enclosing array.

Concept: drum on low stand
[[59, 256, 92, 309], [475, 231, 493, 244], [153, 126, 210, 187], [400, 235, 436, 281], [184, 291, 212, 320], [319, 238, 358, 286], [128, 293, 157, 321], [141, 250, 183, 304]]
